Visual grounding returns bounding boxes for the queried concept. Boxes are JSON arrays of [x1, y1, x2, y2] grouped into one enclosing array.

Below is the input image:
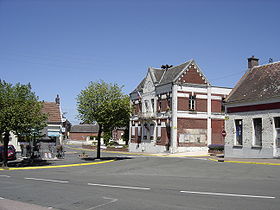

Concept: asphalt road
[[0, 147, 280, 210]]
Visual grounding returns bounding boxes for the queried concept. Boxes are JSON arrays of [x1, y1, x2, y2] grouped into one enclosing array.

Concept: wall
[[225, 109, 280, 158], [177, 118, 207, 147], [69, 132, 98, 141], [211, 119, 224, 145]]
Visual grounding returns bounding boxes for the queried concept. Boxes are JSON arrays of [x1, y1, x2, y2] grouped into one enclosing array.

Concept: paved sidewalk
[[209, 155, 280, 165]]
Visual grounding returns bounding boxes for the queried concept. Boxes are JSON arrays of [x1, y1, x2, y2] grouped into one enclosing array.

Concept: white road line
[[0, 175, 10, 178], [24, 177, 69, 184], [88, 183, 151, 191], [0, 197, 4, 200], [180, 190, 275, 199], [85, 197, 118, 210]]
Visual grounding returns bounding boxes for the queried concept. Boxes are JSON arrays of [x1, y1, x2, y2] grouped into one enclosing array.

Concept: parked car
[[0, 145, 17, 161]]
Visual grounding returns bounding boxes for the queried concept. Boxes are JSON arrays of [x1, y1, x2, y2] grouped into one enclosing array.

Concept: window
[[150, 124, 154, 140], [138, 123, 141, 137], [253, 118, 262, 146], [131, 126, 135, 136], [144, 100, 149, 112], [274, 117, 280, 147], [143, 123, 147, 139], [221, 97, 225, 113], [167, 97, 172, 110], [189, 95, 196, 110], [158, 100, 162, 112], [235, 119, 243, 145], [151, 99, 154, 112]]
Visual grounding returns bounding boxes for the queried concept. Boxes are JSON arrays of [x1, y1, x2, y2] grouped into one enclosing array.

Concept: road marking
[[0, 175, 10, 178], [0, 197, 4, 200], [85, 197, 118, 210], [25, 177, 69, 184], [88, 183, 151, 191], [0, 159, 115, 170], [180, 190, 275, 199]]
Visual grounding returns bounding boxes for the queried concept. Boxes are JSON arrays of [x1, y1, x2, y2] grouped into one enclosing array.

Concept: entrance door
[[274, 117, 280, 157]]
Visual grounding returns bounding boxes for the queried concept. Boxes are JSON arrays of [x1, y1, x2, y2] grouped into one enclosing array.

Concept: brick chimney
[[248, 56, 259, 69]]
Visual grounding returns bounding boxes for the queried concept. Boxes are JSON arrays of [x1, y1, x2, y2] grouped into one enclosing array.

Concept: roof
[[70, 124, 99, 133], [131, 59, 210, 95], [226, 61, 280, 104], [159, 61, 192, 85], [42, 102, 62, 123]]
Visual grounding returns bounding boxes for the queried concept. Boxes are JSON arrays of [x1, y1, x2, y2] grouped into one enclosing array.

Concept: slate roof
[[159, 61, 192, 85], [42, 102, 62, 123], [226, 61, 280, 104], [70, 124, 99, 133], [131, 60, 193, 94]]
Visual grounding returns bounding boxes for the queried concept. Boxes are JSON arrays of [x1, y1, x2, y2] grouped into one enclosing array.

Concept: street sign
[[221, 130, 227, 137]]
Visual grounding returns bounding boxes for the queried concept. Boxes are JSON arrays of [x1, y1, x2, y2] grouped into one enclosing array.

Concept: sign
[[48, 131, 60, 137], [221, 130, 227, 137]]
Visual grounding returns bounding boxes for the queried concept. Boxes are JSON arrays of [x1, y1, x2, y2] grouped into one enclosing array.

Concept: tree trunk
[[96, 125, 103, 159], [2, 131, 9, 168]]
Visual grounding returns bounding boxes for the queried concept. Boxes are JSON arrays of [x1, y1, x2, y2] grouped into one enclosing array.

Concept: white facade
[[225, 109, 280, 158]]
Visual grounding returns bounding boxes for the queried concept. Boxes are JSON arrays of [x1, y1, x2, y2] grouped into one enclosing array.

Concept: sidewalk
[[209, 155, 280, 165]]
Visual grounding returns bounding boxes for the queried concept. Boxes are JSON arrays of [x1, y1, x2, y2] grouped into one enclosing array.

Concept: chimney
[[248, 56, 259, 69], [55, 94, 60, 105]]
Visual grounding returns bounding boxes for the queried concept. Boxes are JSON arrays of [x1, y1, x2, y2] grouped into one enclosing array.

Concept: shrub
[[208, 144, 224, 151]]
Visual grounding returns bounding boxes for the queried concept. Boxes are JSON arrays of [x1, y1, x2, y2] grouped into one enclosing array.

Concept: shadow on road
[[5, 159, 52, 168], [81, 156, 133, 161]]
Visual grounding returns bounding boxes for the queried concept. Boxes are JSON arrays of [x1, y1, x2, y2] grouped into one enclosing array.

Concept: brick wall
[[212, 100, 222, 113], [177, 118, 207, 130], [178, 97, 188, 111], [69, 132, 98, 141], [196, 99, 207, 112], [211, 119, 224, 145], [177, 118, 207, 147], [179, 68, 207, 84]]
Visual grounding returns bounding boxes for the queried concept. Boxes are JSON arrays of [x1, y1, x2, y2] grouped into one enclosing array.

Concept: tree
[[77, 80, 131, 159], [0, 80, 47, 167]]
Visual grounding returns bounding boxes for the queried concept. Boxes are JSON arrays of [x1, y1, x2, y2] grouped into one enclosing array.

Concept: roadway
[[0, 147, 279, 209]]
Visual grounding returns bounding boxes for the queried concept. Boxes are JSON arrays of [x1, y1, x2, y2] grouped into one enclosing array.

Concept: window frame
[[253, 118, 262, 147], [234, 119, 243, 146]]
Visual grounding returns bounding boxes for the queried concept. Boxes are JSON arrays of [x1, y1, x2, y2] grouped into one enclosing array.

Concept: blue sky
[[0, 0, 279, 124]]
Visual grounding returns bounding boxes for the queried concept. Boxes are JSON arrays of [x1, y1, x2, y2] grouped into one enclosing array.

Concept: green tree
[[77, 80, 131, 159], [0, 80, 47, 167]]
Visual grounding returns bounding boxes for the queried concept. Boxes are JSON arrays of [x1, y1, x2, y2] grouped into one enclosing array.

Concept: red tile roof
[[42, 102, 62, 123]]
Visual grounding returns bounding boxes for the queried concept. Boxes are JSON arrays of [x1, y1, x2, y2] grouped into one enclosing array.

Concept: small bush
[[208, 144, 224, 151]]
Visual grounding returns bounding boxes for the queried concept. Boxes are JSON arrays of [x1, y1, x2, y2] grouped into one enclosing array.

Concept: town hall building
[[129, 59, 232, 154]]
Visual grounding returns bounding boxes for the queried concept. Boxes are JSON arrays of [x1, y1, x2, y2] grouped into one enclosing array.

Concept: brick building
[[129, 59, 232, 153], [69, 124, 99, 141], [225, 57, 280, 158]]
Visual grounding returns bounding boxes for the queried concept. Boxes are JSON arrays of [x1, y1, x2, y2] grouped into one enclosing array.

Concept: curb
[[0, 159, 116, 171], [208, 158, 280, 166]]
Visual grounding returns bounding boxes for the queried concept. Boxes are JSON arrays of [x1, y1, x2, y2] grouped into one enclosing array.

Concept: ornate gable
[[143, 72, 155, 93], [177, 63, 208, 85]]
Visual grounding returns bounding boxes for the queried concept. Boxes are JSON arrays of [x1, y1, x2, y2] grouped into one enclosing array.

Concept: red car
[[0, 145, 17, 161]]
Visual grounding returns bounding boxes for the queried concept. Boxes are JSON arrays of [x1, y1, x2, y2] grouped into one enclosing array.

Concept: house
[[10, 95, 64, 152], [225, 57, 280, 158], [112, 127, 126, 145], [40, 95, 64, 144], [69, 124, 102, 144], [129, 59, 232, 153]]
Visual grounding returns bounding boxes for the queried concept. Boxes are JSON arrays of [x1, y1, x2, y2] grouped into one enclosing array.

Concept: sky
[[0, 0, 280, 124]]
